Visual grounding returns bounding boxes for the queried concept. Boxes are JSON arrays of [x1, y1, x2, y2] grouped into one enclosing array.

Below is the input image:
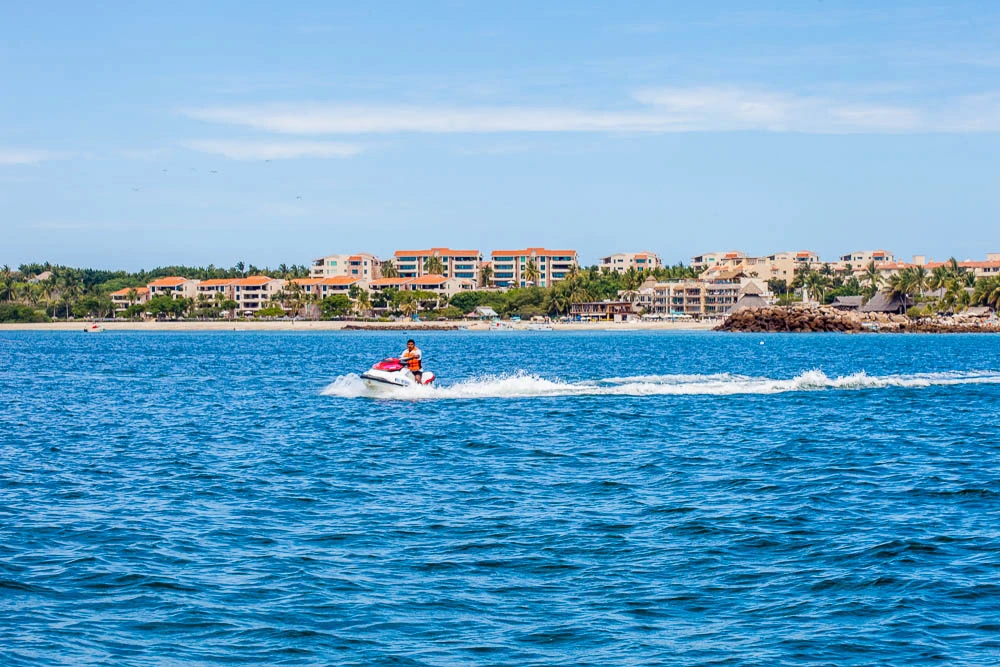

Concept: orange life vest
[[405, 352, 421, 371]]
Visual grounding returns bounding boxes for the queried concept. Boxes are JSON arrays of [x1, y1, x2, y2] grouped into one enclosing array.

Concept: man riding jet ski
[[360, 339, 436, 389]]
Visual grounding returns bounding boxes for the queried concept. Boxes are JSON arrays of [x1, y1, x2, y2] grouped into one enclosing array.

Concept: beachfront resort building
[[310, 253, 381, 280], [599, 251, 662, 274], [230, 276, 286, 315], [570, 300, 634, 321], [838, 249, 895, 267], [369, 274, 475, 299], [691, 251, 747, 270], [109, 286, 150, 315], [287, 276, 370, 300], [489, 248, 579, 288], [148, 277, 200, 299], [693, 250, 822, 283], [622, 272, 766, 319], [391, 248, 483, 287]]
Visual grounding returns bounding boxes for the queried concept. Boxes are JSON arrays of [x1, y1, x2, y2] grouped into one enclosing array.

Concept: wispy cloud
[[182, 86, 1000, 135], [0, 149, 65, 165], [632, 87, 926, 132], [182, 104, 687, 134], [182, 139, 365, 160]]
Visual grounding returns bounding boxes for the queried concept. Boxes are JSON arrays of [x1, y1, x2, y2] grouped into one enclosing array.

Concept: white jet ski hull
[[360, 367, 435, 391]]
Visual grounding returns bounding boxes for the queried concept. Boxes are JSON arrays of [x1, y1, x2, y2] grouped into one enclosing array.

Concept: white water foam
[[321, 370, 1000, 400]]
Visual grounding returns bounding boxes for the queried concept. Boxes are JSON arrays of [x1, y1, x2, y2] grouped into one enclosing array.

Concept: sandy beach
[[0, 319, 717, 332]]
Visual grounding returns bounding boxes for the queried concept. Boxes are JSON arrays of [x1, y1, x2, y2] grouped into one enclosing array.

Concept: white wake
[[321, 370, 1000, 400]]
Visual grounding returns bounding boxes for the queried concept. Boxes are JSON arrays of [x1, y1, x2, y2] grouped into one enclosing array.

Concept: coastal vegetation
[[0, 259, 997, 323]]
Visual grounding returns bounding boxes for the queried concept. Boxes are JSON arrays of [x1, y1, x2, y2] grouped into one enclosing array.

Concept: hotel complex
[[106, 246, 1000, 320], [489, 248, 579, 288], [392, 248, 483, 284]]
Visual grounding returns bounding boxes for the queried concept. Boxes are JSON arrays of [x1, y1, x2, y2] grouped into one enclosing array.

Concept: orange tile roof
[[110, 286, 150, 296], [394, 248, 480, 257], [371, 277, 414, 287], [288, 277, 324, 285], [491, 248, 577, 257], [233, 275, 277, 286], [199, 278, 238, 287], [319, 276, 362, 286], [410, 274, 448, 286], [965, 260, 1000, 268], [148, 277, 190, 287]]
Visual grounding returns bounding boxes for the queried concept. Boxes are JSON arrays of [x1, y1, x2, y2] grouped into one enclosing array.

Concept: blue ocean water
[[2, 330, 1000, 666]]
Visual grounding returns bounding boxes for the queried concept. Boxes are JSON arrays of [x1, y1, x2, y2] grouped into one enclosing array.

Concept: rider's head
[[407, 339, 415, 348]]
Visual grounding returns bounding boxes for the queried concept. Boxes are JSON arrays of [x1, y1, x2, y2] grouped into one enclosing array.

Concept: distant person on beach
[[401, 339, 423, 384]]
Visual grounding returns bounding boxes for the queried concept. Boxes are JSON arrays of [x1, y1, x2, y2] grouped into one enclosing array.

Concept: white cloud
[[0, 149, 64, 165], [183, 104, 687, 134], [182, 139, 365, 160], [181, 86, 1000, 135]]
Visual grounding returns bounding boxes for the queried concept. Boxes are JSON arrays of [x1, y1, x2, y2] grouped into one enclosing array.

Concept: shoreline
[[0, 320, 718, 332]]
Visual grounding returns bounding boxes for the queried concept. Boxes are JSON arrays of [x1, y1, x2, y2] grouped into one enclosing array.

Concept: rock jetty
[[717, 304, 862, 333], [716, 304, 999, 333]]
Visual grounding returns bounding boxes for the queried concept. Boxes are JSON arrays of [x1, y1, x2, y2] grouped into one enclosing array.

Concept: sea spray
[[321, 370, 1000, 400]]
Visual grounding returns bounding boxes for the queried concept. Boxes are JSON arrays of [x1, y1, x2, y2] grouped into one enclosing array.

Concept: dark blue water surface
[[2, 330, 1000, 665]]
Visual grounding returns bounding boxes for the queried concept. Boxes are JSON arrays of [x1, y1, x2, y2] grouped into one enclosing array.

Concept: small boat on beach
[[84, 323, 105, 333]]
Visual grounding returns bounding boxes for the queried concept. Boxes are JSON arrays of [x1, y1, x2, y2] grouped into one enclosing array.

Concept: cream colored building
[[147, 277, 200, 299], [691, 251, 746, 269], [392, 248, 482, 286], [369, 274, 474, 299], [489, 248, 578, 288], [637, 275, 763, 318], [109, 286, 150, 315], [310, 253, 381, 280], [599, 251, 662, 274], [196, 278, 238, 303], [837, 249, 894, 268], [762, 251, 822, 281], [289, 276, 369, 300], [924, 256, 1000, 280], [231, 276, 286, 314]]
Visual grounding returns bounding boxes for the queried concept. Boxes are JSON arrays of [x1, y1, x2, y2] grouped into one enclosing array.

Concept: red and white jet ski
[[361, 358, 435, 390]]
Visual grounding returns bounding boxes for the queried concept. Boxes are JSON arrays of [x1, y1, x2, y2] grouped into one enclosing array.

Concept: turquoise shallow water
[[2, 330, 1000, 665]]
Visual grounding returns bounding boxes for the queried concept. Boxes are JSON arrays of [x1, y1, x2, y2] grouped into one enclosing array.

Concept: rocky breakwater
[[717, 305, 1000, 333], [716, 304, 862, 333]]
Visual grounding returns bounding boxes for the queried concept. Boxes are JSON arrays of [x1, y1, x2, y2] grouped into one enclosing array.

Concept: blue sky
[[2, 0, 999, 270]]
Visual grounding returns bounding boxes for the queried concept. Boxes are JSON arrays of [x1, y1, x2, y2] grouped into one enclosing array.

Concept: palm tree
[[399, 295, 418, 318], [928, 265, 950, 291], [911, 265, 929, 297], [803, 271, 830, 303], [424, 256, 446, 276], [885, 269, 919, 314], [622, 266, 641, 290], [859, 260, 882, 301], [479, 264, 493, 288], [551, 292, 571, 316], [523, 260, 540, 286], [355, 289, 372, 317], [381, 260, 399, 278], [862, 260, 881, 288], [972, 276, 1000, 310]]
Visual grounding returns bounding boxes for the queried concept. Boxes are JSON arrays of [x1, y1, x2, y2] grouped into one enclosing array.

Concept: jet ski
[[360, 358, 435, 390]]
